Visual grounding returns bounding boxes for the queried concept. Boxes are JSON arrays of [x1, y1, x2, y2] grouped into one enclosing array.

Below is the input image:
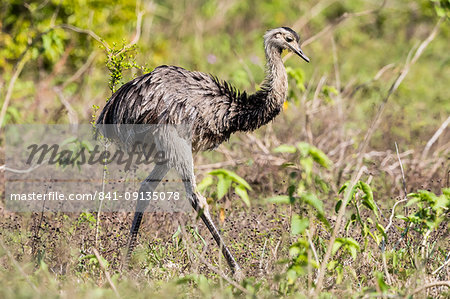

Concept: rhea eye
[[285, 36, 294, 42]]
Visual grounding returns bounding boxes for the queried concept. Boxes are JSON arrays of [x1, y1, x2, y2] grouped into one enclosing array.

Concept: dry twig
[[0, 55, 29, 130], [92, 248, 120, 298], [381, 144, 408, 287], [53, 87, 78, 124], [421, 116, 450, 160], [58, 24, 110, 51], [408, 280, 450, 297], [384, 143, 410, 237], [432, 252, 450, 275]]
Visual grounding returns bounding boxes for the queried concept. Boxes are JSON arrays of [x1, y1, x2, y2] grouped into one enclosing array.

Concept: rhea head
[[264, 27, 310, 63]]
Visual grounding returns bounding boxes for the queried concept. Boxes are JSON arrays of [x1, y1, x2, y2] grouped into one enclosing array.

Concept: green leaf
[[317, 213, 331, 228], [301, 192, 324, 214], [42, 34, 52, 52], [286, 268, 298, 285], [395, 215, 409, 221], [79, 254, 96, 261], [197, 176, 214, 192], [81, 140, 94, 152], [300, 157, 313, 182], [6, 106, 21, 122], [209, 169, 252, 190], [375, 271, 389, 292], [60, 136, 78, 146], [189, 227, 207, 246], [327, 260, 338, 270], [368, 230, 381, 245], [308, 146, 332, 168], [273, 144, 297, 153], [216, 174, 232, 199], [289, 244, 301, 257], [376, 223, 387, 239], [172, 225, 181, 239], [392, 253, 398, 269], [235, 185, 251, 207], [344, 182, 359, 203], [405, 197, 421, 207], [442, 188, 450, 198], [333, 237, 360, 258], [322, 85, 338, 96], [336, 264, 344, 284], [281, 162, 296, 167], [286, 67, 305, 91], [296, 142, 311, 157], [358, 181, 373, 200], [332, 240, 344, 257], [359, 181, 378, 218], [291, 214, 309, 235], [339, 182, 349, 194], [435, 193, 449, 211], [417, 190, 438, 203], [349, 246, 357, 260], [343, 237, 360, 249]]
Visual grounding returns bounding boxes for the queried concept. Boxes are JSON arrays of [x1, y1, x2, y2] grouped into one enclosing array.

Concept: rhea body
[[96, 27, 309, 278]]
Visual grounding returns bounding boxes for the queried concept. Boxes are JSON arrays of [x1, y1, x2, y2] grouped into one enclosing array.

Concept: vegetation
[[1, 0, 449, 298]]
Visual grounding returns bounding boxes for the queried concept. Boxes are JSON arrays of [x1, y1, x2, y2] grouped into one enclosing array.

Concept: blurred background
[[0, 1, 449, 297]]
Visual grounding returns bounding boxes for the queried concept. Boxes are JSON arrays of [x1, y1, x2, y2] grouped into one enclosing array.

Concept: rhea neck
[[258, 42, 288, 106], [232, 42, 288, 133]]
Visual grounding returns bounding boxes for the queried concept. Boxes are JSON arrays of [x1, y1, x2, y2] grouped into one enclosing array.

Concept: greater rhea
[[96, 27, 309, 279]]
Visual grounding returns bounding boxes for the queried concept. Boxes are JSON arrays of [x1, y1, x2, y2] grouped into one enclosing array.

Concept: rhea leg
[[124, 163, 170, 267], [153, 125, 243, 278], [183, 177, 243, 278]]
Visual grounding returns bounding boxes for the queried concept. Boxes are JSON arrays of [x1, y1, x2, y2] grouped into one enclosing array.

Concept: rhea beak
[[289, 44, 310, 63]]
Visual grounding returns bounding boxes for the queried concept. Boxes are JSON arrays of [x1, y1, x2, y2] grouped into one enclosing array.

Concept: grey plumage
[[96, 27, 309, 278]]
